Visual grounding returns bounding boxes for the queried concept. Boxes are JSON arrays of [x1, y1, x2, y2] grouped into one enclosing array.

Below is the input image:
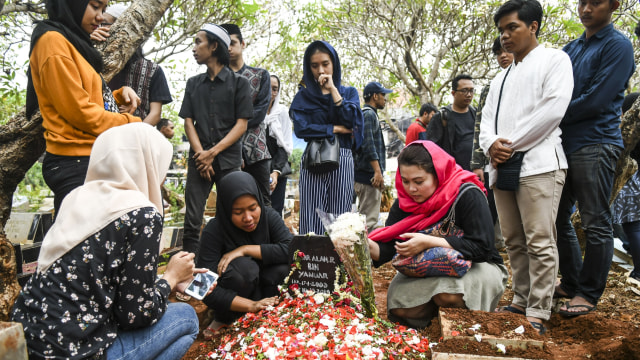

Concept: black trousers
[[243, 159, 272, 207], [483, 171, 498, 224], [182, 158, 239, 255], [270, 175, 288, 216], [42, 152, 90, 219]]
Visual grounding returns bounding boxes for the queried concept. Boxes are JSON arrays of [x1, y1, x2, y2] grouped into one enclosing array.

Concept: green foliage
[[289, 148, 303, 180], [164, 177, 186, 226], [0, 68, 26, 125], [14, 162, 50, 212], [158, 253, 171, 267]]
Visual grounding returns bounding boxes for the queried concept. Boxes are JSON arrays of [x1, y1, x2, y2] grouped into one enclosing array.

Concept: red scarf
[[368, 141, 485, 243]]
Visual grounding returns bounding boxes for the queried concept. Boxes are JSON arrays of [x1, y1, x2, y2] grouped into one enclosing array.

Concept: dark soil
[[181, 242, 640, 359]]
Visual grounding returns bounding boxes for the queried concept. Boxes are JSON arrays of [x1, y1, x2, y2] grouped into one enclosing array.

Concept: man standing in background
[[180, 24, 252, 256], [405, 103, 437, 144], [354, 82, 392, 232], [426, 74, 476, 170], [221, 24, 273, 206], [471, 37, 514, 251], [556, 0, 635, 317]]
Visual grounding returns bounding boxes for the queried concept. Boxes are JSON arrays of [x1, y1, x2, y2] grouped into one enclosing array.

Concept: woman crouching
[[368, 141, 508, 328], [198, 171, 292, 338]]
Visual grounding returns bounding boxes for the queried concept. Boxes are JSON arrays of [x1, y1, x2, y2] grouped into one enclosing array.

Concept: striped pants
[[299, 147, 354, 235]]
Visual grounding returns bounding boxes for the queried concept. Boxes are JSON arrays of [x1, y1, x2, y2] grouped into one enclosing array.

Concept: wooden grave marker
[[287, 235, 341, 295]]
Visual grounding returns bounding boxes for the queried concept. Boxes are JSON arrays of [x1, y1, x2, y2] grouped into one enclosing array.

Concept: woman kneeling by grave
[[368, 141, 508, 328], [197, 171, 293, 339], [11, 123, 200, 360]]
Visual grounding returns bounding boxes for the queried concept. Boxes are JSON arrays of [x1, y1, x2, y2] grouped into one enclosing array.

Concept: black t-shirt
[[110, 66, 172, 105], [179, 67, 254, 170], [449, 110, 475, 170]]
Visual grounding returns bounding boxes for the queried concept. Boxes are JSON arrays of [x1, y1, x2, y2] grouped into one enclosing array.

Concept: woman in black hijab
[[27, 0, 141, 217], [198, 171, 292, 338]]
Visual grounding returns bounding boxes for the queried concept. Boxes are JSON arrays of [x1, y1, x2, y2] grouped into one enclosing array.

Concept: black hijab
[[216, 172, 271, 247], [26, 0, 104, 119]]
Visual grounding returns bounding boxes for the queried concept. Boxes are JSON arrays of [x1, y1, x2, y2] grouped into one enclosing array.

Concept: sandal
[[529, 321, 547, 335], [202, 320, 228, 340], [495, 305, 525, 315], [175, 292, 191, 302], [558, 301, 596, 317]]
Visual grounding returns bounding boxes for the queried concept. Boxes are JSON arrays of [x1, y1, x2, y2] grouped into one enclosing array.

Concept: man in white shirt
[[479, 0, 573, 335]]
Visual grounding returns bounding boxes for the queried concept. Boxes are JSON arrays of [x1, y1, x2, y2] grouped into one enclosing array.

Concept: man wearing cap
[[220, 24, 272, 206], [179, 24, 253, 255], [425, 74, 476, 170], [354, 82, 392, 232]]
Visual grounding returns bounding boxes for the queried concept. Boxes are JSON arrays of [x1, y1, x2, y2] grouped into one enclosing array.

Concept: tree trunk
[[0, 0, 174, 321], [573, 97, 640, 251], [611, 97, 640, 202]]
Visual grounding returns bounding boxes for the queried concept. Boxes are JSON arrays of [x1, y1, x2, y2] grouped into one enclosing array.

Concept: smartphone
[[184, 270, 218, 300]]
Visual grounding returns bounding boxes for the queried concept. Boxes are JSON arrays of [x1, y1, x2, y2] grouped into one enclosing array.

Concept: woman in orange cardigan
[[26, 0, 142, 216]]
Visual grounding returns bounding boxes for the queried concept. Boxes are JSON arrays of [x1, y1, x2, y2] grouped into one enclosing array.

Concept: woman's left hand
[[396, 233, 452, 257], [90, 26, 110, 42], [217, 247, 246, 275], [395, 233, 429, 257]]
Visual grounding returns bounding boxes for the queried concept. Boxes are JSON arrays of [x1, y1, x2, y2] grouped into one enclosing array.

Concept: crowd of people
[[9, 0, 638, 358]]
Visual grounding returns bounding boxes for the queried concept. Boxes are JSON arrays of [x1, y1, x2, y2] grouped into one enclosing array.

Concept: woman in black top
[[368, 141, 507, 328], [198, 171, 292, 338]]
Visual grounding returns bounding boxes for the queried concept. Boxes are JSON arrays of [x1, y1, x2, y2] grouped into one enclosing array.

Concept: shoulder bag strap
[[494, 65, 512, 135], [440, 183, 484, 234]]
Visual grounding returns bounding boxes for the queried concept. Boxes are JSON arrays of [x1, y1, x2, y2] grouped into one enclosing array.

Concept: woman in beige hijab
[[12, 123, 202, 360]]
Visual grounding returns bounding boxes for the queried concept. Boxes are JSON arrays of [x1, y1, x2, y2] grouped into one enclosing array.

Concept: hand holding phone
[[184, 270, 218, 300]]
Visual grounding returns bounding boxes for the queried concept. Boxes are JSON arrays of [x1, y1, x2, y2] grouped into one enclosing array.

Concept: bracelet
[[334, 97, 343, 105]]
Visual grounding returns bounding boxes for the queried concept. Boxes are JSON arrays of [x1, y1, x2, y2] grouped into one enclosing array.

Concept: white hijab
[[37, 123, 173, 273], [264, 77, 293, 156]]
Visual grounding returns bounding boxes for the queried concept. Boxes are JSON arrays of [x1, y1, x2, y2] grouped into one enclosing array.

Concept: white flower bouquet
[[317, 210, 378, 318]]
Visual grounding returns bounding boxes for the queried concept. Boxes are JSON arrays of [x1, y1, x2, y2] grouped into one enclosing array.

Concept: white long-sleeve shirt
[[479, 45, 574, 187]]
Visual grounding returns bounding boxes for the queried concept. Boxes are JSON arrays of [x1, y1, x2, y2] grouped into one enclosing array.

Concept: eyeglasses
[[455, 88, 475, 95]]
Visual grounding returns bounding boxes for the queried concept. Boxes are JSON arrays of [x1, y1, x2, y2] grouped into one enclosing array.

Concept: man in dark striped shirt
[[354, 81, 392, 232]]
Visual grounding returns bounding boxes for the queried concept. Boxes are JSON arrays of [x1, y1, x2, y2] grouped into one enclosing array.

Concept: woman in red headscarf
[[368, 141, 508, 328]]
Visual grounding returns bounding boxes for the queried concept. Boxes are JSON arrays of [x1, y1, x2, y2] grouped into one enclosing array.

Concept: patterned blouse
[[11, 208, 170, 359]]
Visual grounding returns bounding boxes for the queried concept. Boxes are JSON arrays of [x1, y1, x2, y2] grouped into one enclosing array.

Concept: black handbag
[[303, 137, 340, 173], [279, 161, 292, 177], [493, 65, 526, 191], [496, 152, 525, 191]]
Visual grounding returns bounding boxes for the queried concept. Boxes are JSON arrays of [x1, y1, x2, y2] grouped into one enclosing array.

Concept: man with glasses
[[425, 74, 476, 170], [354, 82, 392, 232]]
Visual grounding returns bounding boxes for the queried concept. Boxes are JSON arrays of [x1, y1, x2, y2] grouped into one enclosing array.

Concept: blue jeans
[[106, 303, 199, 360], [556, 144, 621, 305]]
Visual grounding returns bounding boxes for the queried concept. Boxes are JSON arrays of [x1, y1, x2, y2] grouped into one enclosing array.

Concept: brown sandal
[[202, 321, 228, 340], [175, 292, 191, 302]]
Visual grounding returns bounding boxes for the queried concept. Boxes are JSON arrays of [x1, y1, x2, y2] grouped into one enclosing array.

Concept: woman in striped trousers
[[290, 41, 364, 235]]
